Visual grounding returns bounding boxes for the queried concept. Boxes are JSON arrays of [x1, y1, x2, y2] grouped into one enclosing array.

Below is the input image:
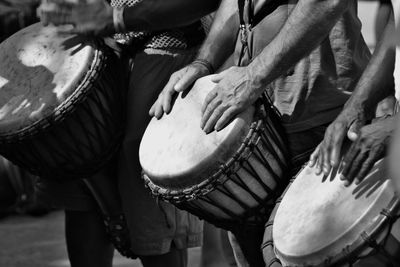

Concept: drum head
[[273, 159, 395, 266], [0, 23, 95, 134], [139, 75, 255, 189]]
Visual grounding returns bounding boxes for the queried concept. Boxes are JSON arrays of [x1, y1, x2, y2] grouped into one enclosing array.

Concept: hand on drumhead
[[309, 108, 366, 176], [340, 116, 396, 186], [37, 0, 114, 36], [149, 62, 210, 119], [201, 66, 259, 134]]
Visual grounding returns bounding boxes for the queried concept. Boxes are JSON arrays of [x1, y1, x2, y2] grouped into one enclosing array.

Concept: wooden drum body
[[139, 75, 290, 230], [0, 23, 125, 180], [263, 159, 400, 267]]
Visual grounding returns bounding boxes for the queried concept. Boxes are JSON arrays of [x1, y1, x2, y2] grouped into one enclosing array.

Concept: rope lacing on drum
[[361, 232, 380, 251], [338, 198, 400, 266], [143, 91, 290, 231], [360, 231, 398, 266], [144, 104, 267, 202], [322, 256, 334, 266], [267, 258, 282, 267], [341, 245, 353, 264], [262, 218, 283, 267], [261, 223, 274, 250], [0, 41, 125, 180]]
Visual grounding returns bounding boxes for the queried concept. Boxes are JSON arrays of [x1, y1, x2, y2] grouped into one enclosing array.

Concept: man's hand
[[37, 0, 114, 36], [149, 62, 211, 119], [309, 106, 367, 175], [340, 116, 396, 186], [200, 66, 260, 133]]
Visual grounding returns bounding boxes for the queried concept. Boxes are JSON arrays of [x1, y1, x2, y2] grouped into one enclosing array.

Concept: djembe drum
[[263, 159, 400, 267], [0, 23, 125, 180], [140, 75, 290, 231]]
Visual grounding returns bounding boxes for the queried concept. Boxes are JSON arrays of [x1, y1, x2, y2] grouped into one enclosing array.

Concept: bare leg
[[200, 222, 233, 267], [230, 226, 265, 267], [65, 210, 114, 267], [140, 248, 188, 267], [220, 230, 237, 267]]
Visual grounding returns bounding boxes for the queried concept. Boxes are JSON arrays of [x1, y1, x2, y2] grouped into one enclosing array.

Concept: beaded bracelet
[[113, 7, 127, 33], [192, 59, 215, 74]]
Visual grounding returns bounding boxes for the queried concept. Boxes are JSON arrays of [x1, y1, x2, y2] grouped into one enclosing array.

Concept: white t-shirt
[[392, 0, 400, 99]]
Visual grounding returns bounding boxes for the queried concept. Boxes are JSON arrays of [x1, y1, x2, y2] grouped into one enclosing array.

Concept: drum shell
[[262, 165, 400, 267], [0, 41, 126, 180], [145, 103, 291, 231]]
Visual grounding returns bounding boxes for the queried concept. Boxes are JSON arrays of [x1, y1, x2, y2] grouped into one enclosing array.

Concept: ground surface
[[0, 211, 202, 267]]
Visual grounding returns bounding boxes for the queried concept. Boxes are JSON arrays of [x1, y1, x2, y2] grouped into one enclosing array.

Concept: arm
[[194, 0, 239, 71], [247, 0, 351, 95], [38, 0, 219, 36], [149, 0, 239, 118], [199, 0, 352, 133], [309, 10, 396, 182], [123, 0, 219, 31], [342, 12, 395, 124]]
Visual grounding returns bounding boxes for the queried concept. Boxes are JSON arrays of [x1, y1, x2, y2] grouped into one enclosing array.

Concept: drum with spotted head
[[263, 159, 400, 267], [0, 23, 125, 180], [139, 75, 290, 230]]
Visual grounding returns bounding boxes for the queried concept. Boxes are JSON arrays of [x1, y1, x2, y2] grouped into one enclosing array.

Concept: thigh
[[35, 178, 96, 211], [118, 49, 203, 256], [65, 210, 114, 267], [124, 50, 197, 141]]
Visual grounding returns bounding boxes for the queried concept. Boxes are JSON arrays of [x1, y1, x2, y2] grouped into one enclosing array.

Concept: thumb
[[347, 120, 363, 141], [174, 72, 198, 92]]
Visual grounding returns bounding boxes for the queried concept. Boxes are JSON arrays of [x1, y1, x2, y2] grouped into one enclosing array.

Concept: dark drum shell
[[0, 32, 125, 180]]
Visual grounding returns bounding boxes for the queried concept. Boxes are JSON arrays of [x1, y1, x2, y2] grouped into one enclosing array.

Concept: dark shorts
[[36, 48, 203, 256]]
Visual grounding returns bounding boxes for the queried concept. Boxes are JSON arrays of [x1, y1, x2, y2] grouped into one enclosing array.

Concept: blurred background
[[0, 0, 389, 266]]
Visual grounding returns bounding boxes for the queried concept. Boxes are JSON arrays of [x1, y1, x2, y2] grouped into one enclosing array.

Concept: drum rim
[[0, 38, 106, 142], [270, 162, 400, 267], [142, 100, 284, 203]]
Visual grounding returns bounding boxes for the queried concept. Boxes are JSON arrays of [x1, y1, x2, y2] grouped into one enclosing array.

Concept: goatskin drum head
[[0, 23, 94, 134], [272, 159, 395, 266], [139, 75, 255, 189]]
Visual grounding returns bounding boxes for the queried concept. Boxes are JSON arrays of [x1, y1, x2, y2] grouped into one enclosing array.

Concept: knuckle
[[170, 73, 178, 80], [333, 122, 345, 130]]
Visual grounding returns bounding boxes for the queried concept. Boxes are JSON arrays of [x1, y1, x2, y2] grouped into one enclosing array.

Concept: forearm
[[123, 0, 219, 31], [196, 0, 239, 70], [247, 0, 350, 94], [343, 11, 395, 118]]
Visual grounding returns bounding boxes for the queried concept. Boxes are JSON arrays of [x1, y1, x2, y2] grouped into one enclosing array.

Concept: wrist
[[247, 59, 268, 94], [344, 99, 374, 121], [192, 59, 215, 74]]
